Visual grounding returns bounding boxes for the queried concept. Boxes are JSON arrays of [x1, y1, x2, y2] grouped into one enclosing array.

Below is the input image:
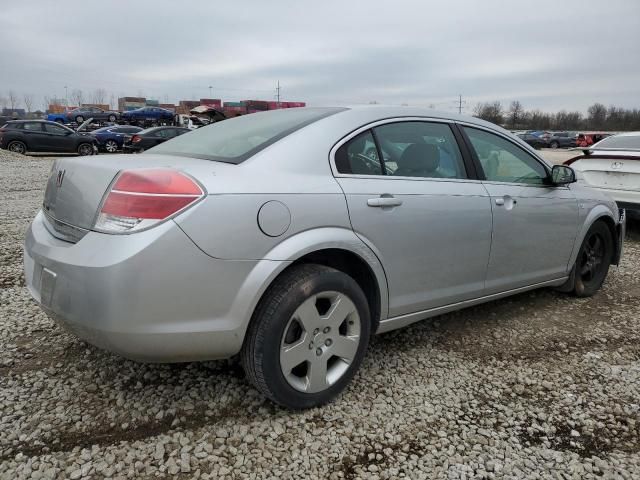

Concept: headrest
[[397, 143, 440, 171]]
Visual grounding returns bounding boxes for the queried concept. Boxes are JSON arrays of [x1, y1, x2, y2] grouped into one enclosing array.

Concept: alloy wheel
[[579, 232, 605, 282], [78, 144, 93, 156], [105, 140, 118, 153], [280, 291, 361, 394], [8, 142, 26, 154]]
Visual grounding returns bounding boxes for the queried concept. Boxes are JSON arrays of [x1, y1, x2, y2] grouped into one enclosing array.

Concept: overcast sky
[[1, 0, 638, 113]]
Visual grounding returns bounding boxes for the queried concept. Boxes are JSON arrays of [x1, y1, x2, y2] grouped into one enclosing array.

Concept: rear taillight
[[94, 169, 204, 233], [132, 135, 142, 143]]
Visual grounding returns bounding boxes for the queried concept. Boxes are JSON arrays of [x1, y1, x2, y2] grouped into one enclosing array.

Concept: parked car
[[122, 126, 190, 153], [547, 131, 577, 149], [120, 107, 174, 125], [24, 107, 624, 409], [65, 107, 120, 124], [0, 120, 97, 156], [565, 131, 640, 217], [516, 133, 546, 149], [90, 125, 143, 153]]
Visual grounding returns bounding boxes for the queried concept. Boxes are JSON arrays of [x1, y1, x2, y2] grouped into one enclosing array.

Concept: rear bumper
[[24, 210, 287, 362]]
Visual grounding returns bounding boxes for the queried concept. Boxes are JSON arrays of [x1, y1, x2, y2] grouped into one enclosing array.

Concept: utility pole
[[457, 94, 466, 114], [275, 81, 281, 107]]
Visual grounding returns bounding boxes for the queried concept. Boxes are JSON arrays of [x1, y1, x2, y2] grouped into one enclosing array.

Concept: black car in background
[[0, 120, 97, 156], [517, 133, 547, 149], [122, 126, 190, 153], [547, 131, 577, 149], [65, 107, 120, 124]]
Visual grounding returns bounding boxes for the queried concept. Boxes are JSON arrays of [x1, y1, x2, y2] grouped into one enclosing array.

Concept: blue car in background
[[120, 107, 174, 125], [89, 125, 143, 152]]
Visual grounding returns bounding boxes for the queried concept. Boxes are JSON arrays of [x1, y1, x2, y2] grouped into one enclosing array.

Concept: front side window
[[464, 127, 548, 185], [335, 130, 383, 175], [373, 122, 467, 179]]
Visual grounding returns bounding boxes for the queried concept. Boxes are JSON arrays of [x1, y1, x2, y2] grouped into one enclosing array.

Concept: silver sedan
[[24, 107, 625, 409]]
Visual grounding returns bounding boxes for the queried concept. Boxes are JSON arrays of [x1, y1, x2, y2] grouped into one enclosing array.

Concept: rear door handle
[[367, 196, 403, 208]]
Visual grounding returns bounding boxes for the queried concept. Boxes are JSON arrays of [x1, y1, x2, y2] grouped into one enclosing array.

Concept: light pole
[[64, 85, 68, 110], [208, 85, 213, 99]]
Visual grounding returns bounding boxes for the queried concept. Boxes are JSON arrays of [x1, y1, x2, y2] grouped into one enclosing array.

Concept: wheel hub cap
[[280, 291, 360, 393]]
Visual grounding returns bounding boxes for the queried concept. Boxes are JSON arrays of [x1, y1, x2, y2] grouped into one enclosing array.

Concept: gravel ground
[[1, 150, 639, 480]]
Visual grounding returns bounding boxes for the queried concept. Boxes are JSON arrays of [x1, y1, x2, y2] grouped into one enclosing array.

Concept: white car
[[566, 132, 640, 217]]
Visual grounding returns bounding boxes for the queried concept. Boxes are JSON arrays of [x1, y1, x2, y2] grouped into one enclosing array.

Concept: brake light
[[132, 135, 142, 143], [94, 169, 204, 233]]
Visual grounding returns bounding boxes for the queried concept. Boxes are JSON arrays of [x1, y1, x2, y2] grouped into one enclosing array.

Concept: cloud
[[0, 0, 638, 113]]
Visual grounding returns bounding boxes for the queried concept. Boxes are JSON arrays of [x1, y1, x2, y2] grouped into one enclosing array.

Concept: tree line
[[474, 101, 640, 132]]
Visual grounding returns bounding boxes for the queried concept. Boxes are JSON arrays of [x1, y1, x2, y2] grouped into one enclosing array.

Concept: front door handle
[[495, 196, 517, 208], [367, 196, 403, 208]]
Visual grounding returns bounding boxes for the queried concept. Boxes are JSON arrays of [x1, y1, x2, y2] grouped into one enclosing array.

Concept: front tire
[[7, 141, 27, 155], [77, 143, 94, 156], [564, 221, 613, 297], [242, 264, 371, 409], [550, 141, 559, 149], [75, 115, 84, 124], [108, 114, 117, 122]]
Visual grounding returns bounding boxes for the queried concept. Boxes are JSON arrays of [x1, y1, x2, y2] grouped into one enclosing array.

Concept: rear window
[[594, 135, 640, 150], [149, 107, 346, 163]]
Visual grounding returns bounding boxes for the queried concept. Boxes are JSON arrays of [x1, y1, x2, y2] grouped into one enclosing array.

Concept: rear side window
[[5, 123, 23, 130], [23, 123, 43, 131], [43, 123, 69, 134], [150, 107, 346, 163], [374, 122, 467, 179]]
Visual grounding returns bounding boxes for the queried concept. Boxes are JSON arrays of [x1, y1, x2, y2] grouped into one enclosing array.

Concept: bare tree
[[8, 90, 19, 110], [0, 96, 8, 110], [109, 93, 116, 110], [473, 101, 503, 125], [70, 89, 84, 107], [587, 103, 607, 130], [92, 88, 107, 105], [23, 94, 34, 113], [43, 95, 52, 111], [507, 100, 524, 128]]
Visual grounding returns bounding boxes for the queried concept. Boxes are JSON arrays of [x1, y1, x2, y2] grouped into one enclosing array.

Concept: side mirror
[[550, 165, 576, 186]]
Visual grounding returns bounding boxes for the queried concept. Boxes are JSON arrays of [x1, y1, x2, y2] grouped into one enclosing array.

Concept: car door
[[21, 122, 49, 152], [42, 122, 74, 152], [461, 125, 579, 293], [333, 120, 492, 318]]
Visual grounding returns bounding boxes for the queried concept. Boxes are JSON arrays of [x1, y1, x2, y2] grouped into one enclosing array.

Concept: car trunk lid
[[41, 154, 241, 242], [573, 157, 640, 191]]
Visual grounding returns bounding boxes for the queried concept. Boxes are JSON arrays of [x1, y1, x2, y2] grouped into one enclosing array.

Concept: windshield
[[149, 107, 346, 163], [593, 134, 640, 150]]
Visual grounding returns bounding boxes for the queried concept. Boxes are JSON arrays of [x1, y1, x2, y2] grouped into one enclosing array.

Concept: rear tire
[[108, 114, 117, 122], [75, 115, 84, 124], [77, 143, 93, 156], [242, 264, 371, 409], [560, 221, 613, 297], [7, 141, 27, 155], [550, 141, 559, 149]]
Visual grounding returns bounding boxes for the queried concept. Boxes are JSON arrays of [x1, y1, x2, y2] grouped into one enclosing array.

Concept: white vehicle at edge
[[566, 132, 640, 217]]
